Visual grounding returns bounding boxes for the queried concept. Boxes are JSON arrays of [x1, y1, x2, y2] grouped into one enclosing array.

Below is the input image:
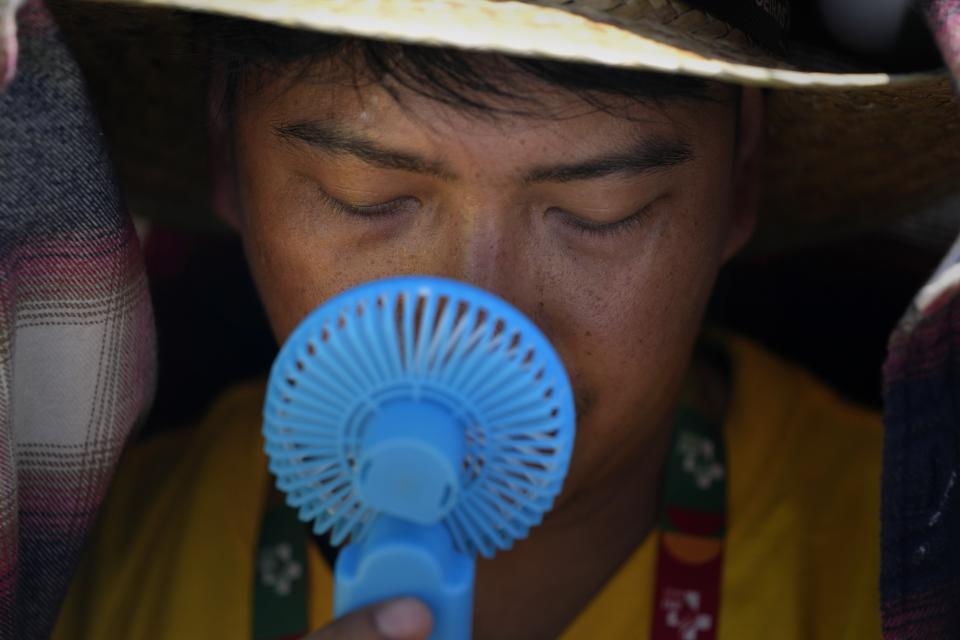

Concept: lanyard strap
[[253, 407, 727, 640], [253, 489, 311, 640], [650, 405, 727, 640]]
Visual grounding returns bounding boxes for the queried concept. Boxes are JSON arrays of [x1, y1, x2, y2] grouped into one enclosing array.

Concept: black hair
[[193, 14, 732, 120]]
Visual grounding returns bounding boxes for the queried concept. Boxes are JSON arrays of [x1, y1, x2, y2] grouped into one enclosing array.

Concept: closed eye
[[553, 200, 656, 238], [316, 189, 419, 219]]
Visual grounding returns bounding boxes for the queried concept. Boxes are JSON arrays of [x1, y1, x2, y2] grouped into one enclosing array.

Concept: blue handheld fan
[[262, 276, 576, 639]]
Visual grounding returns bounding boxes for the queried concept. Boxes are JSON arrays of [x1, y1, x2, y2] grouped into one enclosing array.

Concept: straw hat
[[53, 0, 960, 247]]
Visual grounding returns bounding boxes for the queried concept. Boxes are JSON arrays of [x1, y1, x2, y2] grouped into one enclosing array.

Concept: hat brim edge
[[84, 0, 955, 90]]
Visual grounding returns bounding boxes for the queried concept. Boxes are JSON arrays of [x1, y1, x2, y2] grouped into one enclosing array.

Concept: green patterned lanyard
[[253, 489, 311, 640], [253, 359, 728, 640]]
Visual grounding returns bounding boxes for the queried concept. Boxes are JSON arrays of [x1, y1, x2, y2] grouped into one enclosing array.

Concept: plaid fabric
[[0, 0, 958, 638], [881, 242, 960, 638], [881, 7, 960, 637], [0, 1, 156, 638], [881, 240, 960, 638], [925, 0, 960, 83]]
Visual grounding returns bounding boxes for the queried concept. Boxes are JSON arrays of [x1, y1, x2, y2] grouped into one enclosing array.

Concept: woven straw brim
[[58, 0, 960, 246], [86, 0, 921, 88]]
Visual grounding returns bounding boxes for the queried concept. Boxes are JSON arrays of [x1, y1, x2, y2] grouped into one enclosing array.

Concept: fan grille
[[263, 276, 575, 557]]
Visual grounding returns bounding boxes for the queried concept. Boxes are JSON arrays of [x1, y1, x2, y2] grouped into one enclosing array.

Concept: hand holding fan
[[263, 276, 576, 639]]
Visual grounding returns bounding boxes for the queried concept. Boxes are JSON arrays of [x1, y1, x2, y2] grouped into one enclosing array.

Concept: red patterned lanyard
[[253, 405, 727, 640], [650, 405, 727, 640]]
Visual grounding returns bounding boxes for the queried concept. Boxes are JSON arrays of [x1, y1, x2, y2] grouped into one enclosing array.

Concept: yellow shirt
[[53, 336, 883, 639]]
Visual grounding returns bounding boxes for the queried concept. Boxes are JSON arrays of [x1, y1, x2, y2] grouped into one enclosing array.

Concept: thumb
[[301, 597, 433, 640]]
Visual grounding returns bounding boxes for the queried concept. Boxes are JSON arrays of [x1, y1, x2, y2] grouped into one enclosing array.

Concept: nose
[[428, 196, 536, 315]]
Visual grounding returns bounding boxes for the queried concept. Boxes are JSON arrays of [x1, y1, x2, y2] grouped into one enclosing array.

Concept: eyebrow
[[273, 120, 694, 184], [274, 120, 456, 180], [522, 136, 694, 184]]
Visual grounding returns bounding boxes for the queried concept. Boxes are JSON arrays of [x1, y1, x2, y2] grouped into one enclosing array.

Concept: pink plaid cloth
[[880, 4, 960, 639], [0, 1, 156, 638], [0, 1, 958, 639], [925, 0, 960, 82]]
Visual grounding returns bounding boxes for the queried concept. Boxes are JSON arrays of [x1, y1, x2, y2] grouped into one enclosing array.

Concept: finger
[[300, 597, 433, 640]]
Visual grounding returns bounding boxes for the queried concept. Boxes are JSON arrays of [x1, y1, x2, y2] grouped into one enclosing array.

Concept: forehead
[[235, 52, 736, 163], [233, 42, 734, 124]]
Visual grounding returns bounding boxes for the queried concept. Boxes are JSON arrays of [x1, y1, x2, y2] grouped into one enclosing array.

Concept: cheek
[[240, 219, 329, 342], [240, 212, 412, 344], [558, 250, 717, 420], [234, 156, 320, 340], [546, 194, 730, 484], [233, 125, 409, 341], [234, 192, 341, 342]]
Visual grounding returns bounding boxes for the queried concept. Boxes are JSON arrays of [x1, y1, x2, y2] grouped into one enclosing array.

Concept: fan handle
[[335, 516, 475, 639]]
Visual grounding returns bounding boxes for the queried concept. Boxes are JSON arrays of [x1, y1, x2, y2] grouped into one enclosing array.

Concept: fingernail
[[375, 598, 432, 639]]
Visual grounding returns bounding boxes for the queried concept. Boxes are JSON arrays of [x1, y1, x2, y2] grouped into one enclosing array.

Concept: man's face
[[227, 57, 760, 506]]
